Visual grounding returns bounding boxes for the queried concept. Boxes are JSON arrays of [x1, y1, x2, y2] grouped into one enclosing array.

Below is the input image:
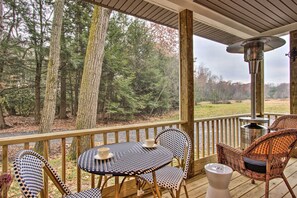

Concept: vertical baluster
[[145, 128, 149, 139], [216, 120, 219, 146], [115, 131, 119, 143], [103, 133, 107, 145], [207, 121, 210, 156], [126, 130, 130, 142], [235, 117, 239, 147], [227, 118, 232, 146], [90, 135, 95, 188], [2, 145, 8, 198], [220, 119, 223, 144], [224, 119, 228, 145], [154, 127, 157, 138], [211, 120, 215, 154], [61, 138, 66, 183], [43, 140, 49, 198], [24, 142, 30, 149], [136, 129, 140, 142], [232, 118, 236, 147], [267, 114, 271, 126], [76, 137, 81, 192], [239, 119, 243, 146], [202, 121, 205, 158], [196, 122, 199, 159]]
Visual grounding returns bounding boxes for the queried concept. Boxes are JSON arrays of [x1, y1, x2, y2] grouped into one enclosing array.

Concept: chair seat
[[65, 188, 101, 198], [140, 166, 184, 190], [243, 157, 266, 173]]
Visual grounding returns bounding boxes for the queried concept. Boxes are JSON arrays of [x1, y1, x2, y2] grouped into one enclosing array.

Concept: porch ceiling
[[85, 0, 297, 45]]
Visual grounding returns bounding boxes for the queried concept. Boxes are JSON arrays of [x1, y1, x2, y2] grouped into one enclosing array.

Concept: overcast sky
[[193, 35, 290, 84]]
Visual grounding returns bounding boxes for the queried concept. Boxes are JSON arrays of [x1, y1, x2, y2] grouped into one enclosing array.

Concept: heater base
[[239, 117, 268, 150]]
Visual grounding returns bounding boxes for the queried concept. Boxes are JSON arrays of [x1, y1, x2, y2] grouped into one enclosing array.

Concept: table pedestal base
[[206, 186, 231, 198]]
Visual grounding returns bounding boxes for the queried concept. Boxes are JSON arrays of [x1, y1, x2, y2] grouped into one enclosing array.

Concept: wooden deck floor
[[146, 158, 297, 198]]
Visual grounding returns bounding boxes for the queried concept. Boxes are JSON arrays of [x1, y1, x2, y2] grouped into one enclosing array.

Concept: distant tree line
[[194, 64, 289, 104]]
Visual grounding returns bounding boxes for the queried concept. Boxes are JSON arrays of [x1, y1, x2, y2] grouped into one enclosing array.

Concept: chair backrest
[[13, 150, 71, 198], [155, 128, 192, 178], [243, 129, 297, 163], [269, 114, 297, 131]]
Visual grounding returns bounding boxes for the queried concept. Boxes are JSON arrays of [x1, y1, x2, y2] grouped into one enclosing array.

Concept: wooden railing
[[0, 113, 286, 197], [193, 113, 285, 160]]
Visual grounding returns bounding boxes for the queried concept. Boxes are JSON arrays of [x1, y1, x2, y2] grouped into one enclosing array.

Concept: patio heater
[[227, 36, 285, 149]]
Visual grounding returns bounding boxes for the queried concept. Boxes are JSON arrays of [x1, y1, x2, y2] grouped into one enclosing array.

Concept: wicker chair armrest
[[217, 143, 245, 172]]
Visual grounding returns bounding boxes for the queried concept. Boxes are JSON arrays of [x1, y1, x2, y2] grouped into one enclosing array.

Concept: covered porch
[[82, 0, 297, 178], [1, 0, 297, 197]]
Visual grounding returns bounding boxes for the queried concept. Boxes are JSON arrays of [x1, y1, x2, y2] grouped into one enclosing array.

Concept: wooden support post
[[290, 30, 297, 114], [290, 30, 297, 157], [179, 9, 194, 177], [256, 60, 264, 117]]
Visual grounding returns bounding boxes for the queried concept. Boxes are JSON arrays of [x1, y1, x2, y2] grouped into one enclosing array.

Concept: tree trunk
[[73, 69, 80, 115], [69, 73, 74, 115], [59, 66, 67, 119], [0, 0, 7, 129], [34, 61, 42, 123], [0, 104, 8, 129], [59, 29, 67, 119], [0, 0, 3, 37], [69, 6, 111, 159], [59, 27, 67, 119], [34, 0, 46, 124], [35, 0, 65, 153]]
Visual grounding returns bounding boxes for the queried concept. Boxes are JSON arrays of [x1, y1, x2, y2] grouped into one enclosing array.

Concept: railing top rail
[[194, 114, 250, 122], [0, 120, 184, 146], [264, 112, 288, 116], [0, 113, 288, 146]]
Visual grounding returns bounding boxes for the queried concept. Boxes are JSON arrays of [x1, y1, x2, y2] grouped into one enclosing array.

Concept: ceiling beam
[[258, 22, 297, 37], [145, 0, 259, 39]]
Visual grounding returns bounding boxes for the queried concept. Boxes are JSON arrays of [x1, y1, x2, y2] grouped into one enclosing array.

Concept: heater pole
[[251, 73, 256, 119]]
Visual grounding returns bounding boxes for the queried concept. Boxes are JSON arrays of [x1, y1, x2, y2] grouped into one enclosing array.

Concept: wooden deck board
[[145, 158, 297, 198]]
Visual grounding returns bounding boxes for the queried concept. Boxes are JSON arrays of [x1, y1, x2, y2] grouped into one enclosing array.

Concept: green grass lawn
[[164, 99, 289, 120]]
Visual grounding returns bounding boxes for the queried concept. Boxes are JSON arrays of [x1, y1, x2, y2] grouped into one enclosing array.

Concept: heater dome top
[[226, 36, 285, 54]]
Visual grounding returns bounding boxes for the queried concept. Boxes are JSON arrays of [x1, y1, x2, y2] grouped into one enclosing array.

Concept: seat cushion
[[243, 157, 266, 173], [65, 188, 101, 198], [139, 166, 184, 190]]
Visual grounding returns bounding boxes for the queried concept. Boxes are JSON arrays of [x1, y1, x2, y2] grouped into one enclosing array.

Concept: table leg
[[97, 175, 103, 188], [115, 176, 120, 198], [152, 171, 161, 198]]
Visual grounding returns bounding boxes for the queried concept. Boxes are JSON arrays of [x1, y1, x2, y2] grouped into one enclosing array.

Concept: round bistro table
[[78, 142, 173, 198]]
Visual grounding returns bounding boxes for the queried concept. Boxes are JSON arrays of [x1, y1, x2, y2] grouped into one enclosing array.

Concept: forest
[[0, 0, 289, 130]]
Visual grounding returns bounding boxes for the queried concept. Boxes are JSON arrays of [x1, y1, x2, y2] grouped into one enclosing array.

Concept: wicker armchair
[[217, 128, 297, 198], [268, 114, 297, 132]]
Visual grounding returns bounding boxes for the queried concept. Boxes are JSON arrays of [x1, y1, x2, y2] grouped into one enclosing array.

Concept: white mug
[[145, 139, 155, 147], [98, 147, 110, 158]]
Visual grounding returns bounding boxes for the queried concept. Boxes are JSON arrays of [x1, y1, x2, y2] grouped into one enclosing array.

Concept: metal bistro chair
[[268, 114, 297, 132], [137, 128, 192, 198], [217, 128, 297, 198], [13, 150, 101, 198]]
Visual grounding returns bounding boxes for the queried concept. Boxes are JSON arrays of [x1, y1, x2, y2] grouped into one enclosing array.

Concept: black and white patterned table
[[78, 142, 173, 197]]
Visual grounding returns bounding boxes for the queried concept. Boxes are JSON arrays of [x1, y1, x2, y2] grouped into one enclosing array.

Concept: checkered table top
[[78, 142, 173, 176]]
